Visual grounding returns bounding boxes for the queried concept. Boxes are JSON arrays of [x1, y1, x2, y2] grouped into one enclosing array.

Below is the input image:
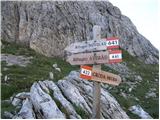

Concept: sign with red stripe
[[80, 66, 121, 85], [80, 66, 92, 80], [109, 50, 122, 63], [106, 37, 119, 49]]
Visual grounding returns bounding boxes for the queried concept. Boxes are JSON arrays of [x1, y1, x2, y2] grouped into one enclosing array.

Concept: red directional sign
[[106, 37, 119, 49], [80, 66, 121, 85], [109, 50, 122, 63]]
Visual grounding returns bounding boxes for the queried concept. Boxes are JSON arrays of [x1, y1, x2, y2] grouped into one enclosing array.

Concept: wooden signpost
[[80, 66, 121, 86], [65, 37, 120, 53], [65, 25, 123, 119], [66, 51, 109, 65], [65, 39, 107, 53]]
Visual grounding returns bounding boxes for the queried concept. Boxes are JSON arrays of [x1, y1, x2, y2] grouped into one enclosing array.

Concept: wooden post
[[92, 25, 101, 119]]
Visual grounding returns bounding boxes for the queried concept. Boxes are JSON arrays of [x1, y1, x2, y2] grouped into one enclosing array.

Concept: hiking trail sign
[[80, 66, 121, 86], [65, 25, 123, 119], [66, 51, 109, 65], [65, 38, 119, 53]]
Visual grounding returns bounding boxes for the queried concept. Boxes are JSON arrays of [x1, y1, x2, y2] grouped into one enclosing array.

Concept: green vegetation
[[73, 104, 89, 119], [105, 49, 159, 119], [1, 101, 17, 119], [1, 40, 79, 118]]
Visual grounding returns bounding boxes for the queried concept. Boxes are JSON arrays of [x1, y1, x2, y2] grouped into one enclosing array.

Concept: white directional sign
[[65, 37, 120, 53], [66, 51, 109, 65], [65, 39, 107, 53]]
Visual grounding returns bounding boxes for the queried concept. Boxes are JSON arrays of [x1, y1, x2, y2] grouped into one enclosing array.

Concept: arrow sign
[[92, 68, 121, 85], [106, 37, 119, 49], [109, 50, 122, 63], [65, 39, 107, 53], [66, 51, 109, 65], [65, 37, 120, 54], [80, 66, 121, 85]]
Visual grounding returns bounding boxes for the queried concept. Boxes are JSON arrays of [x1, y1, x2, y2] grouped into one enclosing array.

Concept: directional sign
[[80, 66, 121, 85], [65, 39, 107, 53], [106, 37, 119, 49], [109, 50, 122, 63], [92, 68, 121, 85], [66, 51, 109, 65], [80, 66, 92, 80]]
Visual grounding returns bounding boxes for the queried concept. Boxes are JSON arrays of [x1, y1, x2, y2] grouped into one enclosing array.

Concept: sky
[[109, 0, 159, 49]]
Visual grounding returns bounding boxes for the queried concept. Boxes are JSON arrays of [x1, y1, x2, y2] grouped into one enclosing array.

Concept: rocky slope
[[4, 71, 129, 119], [1, 1, 159, 64]]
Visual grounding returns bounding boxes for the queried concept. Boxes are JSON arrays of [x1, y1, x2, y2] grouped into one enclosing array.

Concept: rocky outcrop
[[8, 71, 129, 119], [1, 1, 158, 64]]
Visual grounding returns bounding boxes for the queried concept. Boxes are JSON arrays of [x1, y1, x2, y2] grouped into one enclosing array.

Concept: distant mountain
[[1, 1, 159, 64]]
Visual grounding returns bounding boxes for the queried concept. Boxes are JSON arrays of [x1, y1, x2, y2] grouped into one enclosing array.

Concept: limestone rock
[[129, 105, 153, 119], [30, 82, 65, 119], [7, 71, 129, 119], [17, 98, 35, 119], [43, 80, 81, 119]]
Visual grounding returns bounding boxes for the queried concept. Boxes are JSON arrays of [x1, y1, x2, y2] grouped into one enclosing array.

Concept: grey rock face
[[9, 71, 129, 119], [1, 1, 158, 64]]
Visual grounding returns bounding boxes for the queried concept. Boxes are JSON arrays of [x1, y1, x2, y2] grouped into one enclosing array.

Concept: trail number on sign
[[106, 37, 119, 49], [80, 66, 92, 80], [109, 50, 122, 63], [81, 69, 92, 76]]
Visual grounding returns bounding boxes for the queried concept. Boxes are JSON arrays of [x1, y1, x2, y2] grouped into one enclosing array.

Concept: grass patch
[[73, 104, 89, 119], [1, 101, 16, 119]]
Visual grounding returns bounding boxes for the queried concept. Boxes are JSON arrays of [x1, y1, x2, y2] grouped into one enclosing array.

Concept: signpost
[[65, 37, 120, 53], [65, 25, 123, 119], [80, 66, 121, 86], [66, 51, 109, 65], [65, 39, 107, 53]]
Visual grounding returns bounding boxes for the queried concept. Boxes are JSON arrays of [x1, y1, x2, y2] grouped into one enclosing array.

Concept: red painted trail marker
[[80, 66, 92, 80], [109, 50, 122, 63], [106, 37, 119, 49]]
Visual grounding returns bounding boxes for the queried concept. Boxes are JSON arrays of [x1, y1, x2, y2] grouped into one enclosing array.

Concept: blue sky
[[109, 0, 159, 49]]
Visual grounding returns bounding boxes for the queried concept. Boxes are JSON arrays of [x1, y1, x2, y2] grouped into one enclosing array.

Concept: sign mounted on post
[[65, 39, 107, 54], [109, 50, 122, 63], [65, 37, 120, 54], [66, 51, 109, 65], [80, 66, 121, 86], [106, 37, 119, 49], [92, 68, 121, 86]]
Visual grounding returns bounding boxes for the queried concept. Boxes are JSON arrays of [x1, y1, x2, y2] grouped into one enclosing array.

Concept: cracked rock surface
[[9, 71, 129, 119]]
